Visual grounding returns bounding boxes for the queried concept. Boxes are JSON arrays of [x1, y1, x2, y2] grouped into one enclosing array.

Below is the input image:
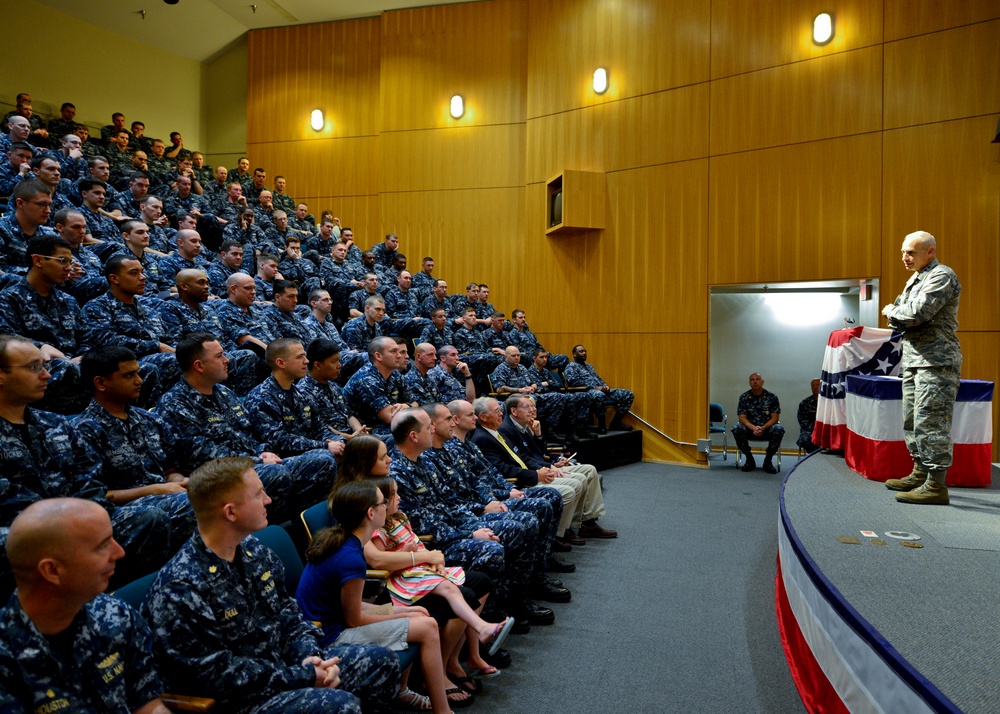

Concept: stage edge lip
[[776, 452, 961, 714]]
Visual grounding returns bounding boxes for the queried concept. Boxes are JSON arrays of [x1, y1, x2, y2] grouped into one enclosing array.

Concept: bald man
[[732, 372, 784, 473], [0, 499, 170, 713]]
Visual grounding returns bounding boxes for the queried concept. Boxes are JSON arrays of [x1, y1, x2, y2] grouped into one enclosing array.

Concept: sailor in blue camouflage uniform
[[117, 219, 172, 296], [0, 142, 34, 198], [223, 207, 266, 263], [0, 336, 171, 592], [422, 404, 569, 604], [482, 312, 514, 352], [419, 280, 450, 319], [262, 280, 313, 344], [82, 253, 182, 407], [302, 289, 351, 350], [78, 178, 124, 258], [287, 203, 317, 236], [157, 269, 262, 396], [73, 346, 196, 542], [321, 242, 353, 289], [279, 236, 322, 299], [0, 179, 57, 279], [0, 235, 90, 414], [507, 309, 569, 369], [108, 172, 150, 219], [416, 307, 455, 350], [410, 258, 436, 303], [388, 409, 556, 625], [384, 270, 421, 318], [882, 230, 963, 506], [564, 343, 635, 432], [254, 254, 282, 303], [342, 296, 393, 352], [300, 340, 367, 440], [0, 499, 171, 714], [207, 240, 246, 297], [348, 274, 385, 316], [144, 458, 394, 714], [731, 372, 784, 474], [453, 308, 502, 390], [52, 207, 107, 305], [370, 233, 399, 269], [475, 284, 495, 323], [214, 273, 278, 355], [307, 218, 338, 256], [343, 337, 415, 445], [156, 230, 210, 285], [403, 343, 442, 405], [428, 346, 474, 403], [243, 339, 341, 505]]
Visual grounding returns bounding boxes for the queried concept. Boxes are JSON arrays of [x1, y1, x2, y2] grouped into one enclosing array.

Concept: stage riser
[[569, 431, 642, 470]]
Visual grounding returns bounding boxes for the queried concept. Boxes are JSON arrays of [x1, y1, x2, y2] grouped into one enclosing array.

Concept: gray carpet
[[465, 460, 803, 714], [783, 454, 1000, 712]]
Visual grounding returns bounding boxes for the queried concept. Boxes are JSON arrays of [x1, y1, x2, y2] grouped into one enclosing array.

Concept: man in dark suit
[[471, 395, 616, 549]]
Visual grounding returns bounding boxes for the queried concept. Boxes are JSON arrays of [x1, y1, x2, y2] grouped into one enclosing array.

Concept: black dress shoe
[[546, 555, 576, 573], [563, 529, 586, 546], [531, 580, 571, 603], [511, 618, 531, 635], [515, 600, 555, 625], [482, 647, 512, 669], [552, 537, 573, 552]]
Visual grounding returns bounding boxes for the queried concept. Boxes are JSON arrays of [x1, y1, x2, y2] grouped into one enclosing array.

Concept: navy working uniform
[[73, 399, 196, 542], [563, 360, 635, 418], [491, 361, 572, 433], [144, 532, 397, 714], [0, 593, 165, 713], [0, 407, 170, 592], [731, 388, 785, 460], [343, 362, 412, 442], [427, 365, 468, 403]]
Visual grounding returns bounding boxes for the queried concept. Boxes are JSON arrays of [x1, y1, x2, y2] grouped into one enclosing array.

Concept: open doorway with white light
[[708, 279, 880, 460]]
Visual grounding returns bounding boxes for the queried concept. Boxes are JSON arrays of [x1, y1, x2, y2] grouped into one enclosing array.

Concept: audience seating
[[709, 402, 728, 460]]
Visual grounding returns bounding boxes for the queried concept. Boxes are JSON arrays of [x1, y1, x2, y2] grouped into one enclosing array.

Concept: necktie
[[495, 432, 528, 469]]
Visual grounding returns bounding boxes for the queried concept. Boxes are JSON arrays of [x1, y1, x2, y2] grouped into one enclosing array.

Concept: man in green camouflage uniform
[[882, 231, 962, 505]]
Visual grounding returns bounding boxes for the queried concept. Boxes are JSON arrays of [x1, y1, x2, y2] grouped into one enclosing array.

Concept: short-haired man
[[254, 253, 282, 302], [77, 177, 121, 253], [416, 306, 455, 351], [564, 343, 635, 433], [145, 139, 174, 192], [245, 167, 268, 206], [278, 235, 320, 297], [245, 338, 346, 464], [300, 340, 367, 440], [28, 154, 76, 221], [796, 379, 822, 454], [100, 112, 127, 145], [157, 229, 207, 284], [882, 230, 962, 505], [343, 335, 416, 442], [306, 217, 338, 255], [47, 102, 78, 146], [348, 272, 384, 318], [482, 311, 514, 352], [508, 309, 570, 369], [49, 207, 104, 305], [223, 206, 265, 261], [253, 189, 276, 231], [0, 335, 171, 591], [404, 342, 443, 405], [475, 284, 495, 322], [271, 174, 296, 214], [385, 269, 421, 320], [74, 346, 195, 541], [371, 233, 399, 269], [341, 295, 390, 352], [81, 252, 182, 406], [54, 131, 88, 181], [144, 457, 397, 713], [214, 181, 249, 224], [137, 194, 176, 255], [491, 345, 577, 440], [261, 279, 309, 342], [302, 288, 350, 352], [420, 279, 449, 319], [0, 499, 171, 713], [116, 219, 170, 295], [0, 116, 39, 158], [453, 306, 503, 384], [262, 210, 295, 255], [411, 256, 435, 303], [190, 151, 213, 187], [0, 235, 89, 413], [389, 408, 554, 627], [288, 202, 315, 236], [0, 140, 35, 199], [428, 344, 475, 403], [731, 372, 784, 474], [109, 171, 151, 220], [105, 130, 134, 175], [207, 240, 244, 297], [0, 179, 56, 278]]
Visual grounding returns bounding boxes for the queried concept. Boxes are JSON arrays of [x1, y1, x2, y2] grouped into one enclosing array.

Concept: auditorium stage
[[777, 452, 1000, 713]]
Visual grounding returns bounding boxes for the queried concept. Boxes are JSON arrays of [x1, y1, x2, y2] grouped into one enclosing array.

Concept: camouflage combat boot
[[895, 470, 949, 505]]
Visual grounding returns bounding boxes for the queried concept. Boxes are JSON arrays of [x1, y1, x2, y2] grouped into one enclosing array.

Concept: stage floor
[[783, 453, 1000, 712]]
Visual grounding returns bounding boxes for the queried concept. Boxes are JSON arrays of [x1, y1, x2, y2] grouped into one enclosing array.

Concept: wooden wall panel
[[380, 125, 524, 192], [378, 187, 526, 307], [881, 116, 1000, 332], [525, 83, 710, 184], [247, 19, 381, 144], [531, 332, 708, 465], [247, 138, 380, 201], [884, 0, 1000, 41], [710, 47, 882, 155], [708, 133, 882, 286], [884, 20, 1000, 130], [710, 0, 884, 79], [526, 0, 711, 119], [521, 161, 708, 336], [380, 0, 526, 131], [960, 332, 1000, 461]]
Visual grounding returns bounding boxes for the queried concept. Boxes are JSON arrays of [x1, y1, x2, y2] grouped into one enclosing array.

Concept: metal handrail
[[628, 411, 698, 447]]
